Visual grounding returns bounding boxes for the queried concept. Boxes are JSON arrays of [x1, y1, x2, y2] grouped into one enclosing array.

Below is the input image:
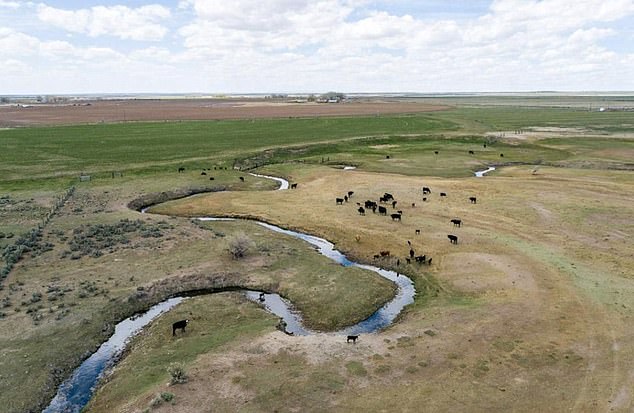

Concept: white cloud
[[3, 0, 634, 93], [0, 1, 20, 9], [36, 3, 171, 41]]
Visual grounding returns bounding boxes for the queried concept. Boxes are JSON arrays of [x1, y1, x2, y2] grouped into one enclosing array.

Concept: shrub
[[160, 392, 174, 402], [168, 363, 188, 384], [227, 233, 254, 259]]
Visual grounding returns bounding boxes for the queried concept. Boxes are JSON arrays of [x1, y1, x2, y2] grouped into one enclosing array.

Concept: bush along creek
[[44, 172, 416, 413]]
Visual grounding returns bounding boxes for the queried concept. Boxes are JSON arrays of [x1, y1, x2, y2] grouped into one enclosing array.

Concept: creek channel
[[44, 172, 415, 413]]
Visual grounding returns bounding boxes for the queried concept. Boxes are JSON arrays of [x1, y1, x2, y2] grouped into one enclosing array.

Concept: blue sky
[[1, 0, 633, 94]]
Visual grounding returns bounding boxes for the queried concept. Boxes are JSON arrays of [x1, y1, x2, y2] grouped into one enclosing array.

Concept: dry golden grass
[[139, 164, 634, 412]]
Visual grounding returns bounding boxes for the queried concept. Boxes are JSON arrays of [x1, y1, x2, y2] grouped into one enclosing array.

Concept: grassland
[[1, 101, 633, 412]]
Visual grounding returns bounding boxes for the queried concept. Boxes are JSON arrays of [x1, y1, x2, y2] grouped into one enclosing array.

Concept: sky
[[1, 0, 633, 94]]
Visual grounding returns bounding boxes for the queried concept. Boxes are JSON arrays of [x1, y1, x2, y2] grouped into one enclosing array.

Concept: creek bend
[[44, 172, 415, 413]]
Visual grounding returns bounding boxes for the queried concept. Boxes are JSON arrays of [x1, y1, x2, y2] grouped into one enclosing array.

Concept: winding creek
[[44, 172, 416, 413], [45, 167, 497, 412]]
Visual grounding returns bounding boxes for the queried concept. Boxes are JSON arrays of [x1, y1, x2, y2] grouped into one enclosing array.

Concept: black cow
[[451, 219, 462, 227], [291, 183, 298, 189], [358, 207, 365, 215], [440, 192, 447, 197], [422, 187, 431, 194], [383, 193, 394, 201], [239, 176, 245, 181], [391, 213, 401, 221], [405, 258, 411, 264], [415, 255, 426, 263], [415, 229, 421, 235], [172, 319, 189, 336], [397, 210, 403, 215], [178, 167, 185, 173], [434, 151, 439, 155], [336, 198, 344, 205], [380, 250, 391, 257], [409, 249, 415, 258], [469, 197, 477, 204], [469, 150, 475, 155], [500, 153, 504, 157], [427, 257, 432, 265], [422, 197, 427, 202], [209, 177, 215, 180], [373, 254, 380, 259], [448, 234, 458, 244], [378, 206, 387, 215], [411, 203, 416, 208], [392, 200, 397, 209], [348, 191, 354, 198], [347, 335, 359, 343], [483, 143, 487, 148], [259, 292, 265, 302], [344, 195, 348, 202]]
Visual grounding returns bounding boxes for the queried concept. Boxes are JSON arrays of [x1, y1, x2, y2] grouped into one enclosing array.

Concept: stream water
[[44, 171, 415, 412]]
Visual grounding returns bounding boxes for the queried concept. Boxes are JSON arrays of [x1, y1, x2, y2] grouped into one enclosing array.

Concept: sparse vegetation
[[226, 232, 254, 259]]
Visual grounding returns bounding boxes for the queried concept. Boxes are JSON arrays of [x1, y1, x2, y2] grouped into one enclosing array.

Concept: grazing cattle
[[347, 335, 359, 343], [427, 257, 432, 265], [396, 259, 400, 266], [411, 203, 416, 208], [259, 292, 265, 302], [500, 153, 504, 157], [201, 171, 207, 175], [378, 206, 387, 215], [172, 319, 189, 336], [291, 183, 298, 189], [397, 210, 403, 215], [448, 234, 458, 244], [469, 197, 477, 204], [469, 150, 475, 155], [415, 229, 421, 235], [406, 258, 411, 264], [391, 213, 401, 221], [336, 198, 344, 205], [440, 192, 447, 197], [415, 255, 426, 263], [380, 250, 390, 257], [451, 219, 462, 227], [483, 143, 487, 148], [407, 240, 411, 246], [434, 151, 439, 155], [239, 176, 245, 181], [392, 200, 397, 209], [178, 167, 185, 173], [409, 249, 415, 258], [422, 197, 427, 202], [373, 254, 380, 259], [358, 207, 365, 215], [384, 193, 394, 201], [348, 191, 354, 197], [422, 187, 431, 194], [364, 200, 375, 209], [344, 195, 348, 202], [386, 155, 390, 159], [209, 177, 215, 180]]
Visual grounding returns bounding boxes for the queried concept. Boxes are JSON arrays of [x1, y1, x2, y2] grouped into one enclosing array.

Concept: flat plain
[[0, 97, 632, 413]]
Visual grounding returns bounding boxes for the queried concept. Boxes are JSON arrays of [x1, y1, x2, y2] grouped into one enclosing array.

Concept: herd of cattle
[[335, 185, 479, 271]]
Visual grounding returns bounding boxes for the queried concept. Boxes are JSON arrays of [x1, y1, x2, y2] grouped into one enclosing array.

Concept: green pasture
[[2, 106, 632, 190]]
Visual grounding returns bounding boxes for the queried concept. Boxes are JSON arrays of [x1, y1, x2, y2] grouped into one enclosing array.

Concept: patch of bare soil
[[0, 99, 449, 127]]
